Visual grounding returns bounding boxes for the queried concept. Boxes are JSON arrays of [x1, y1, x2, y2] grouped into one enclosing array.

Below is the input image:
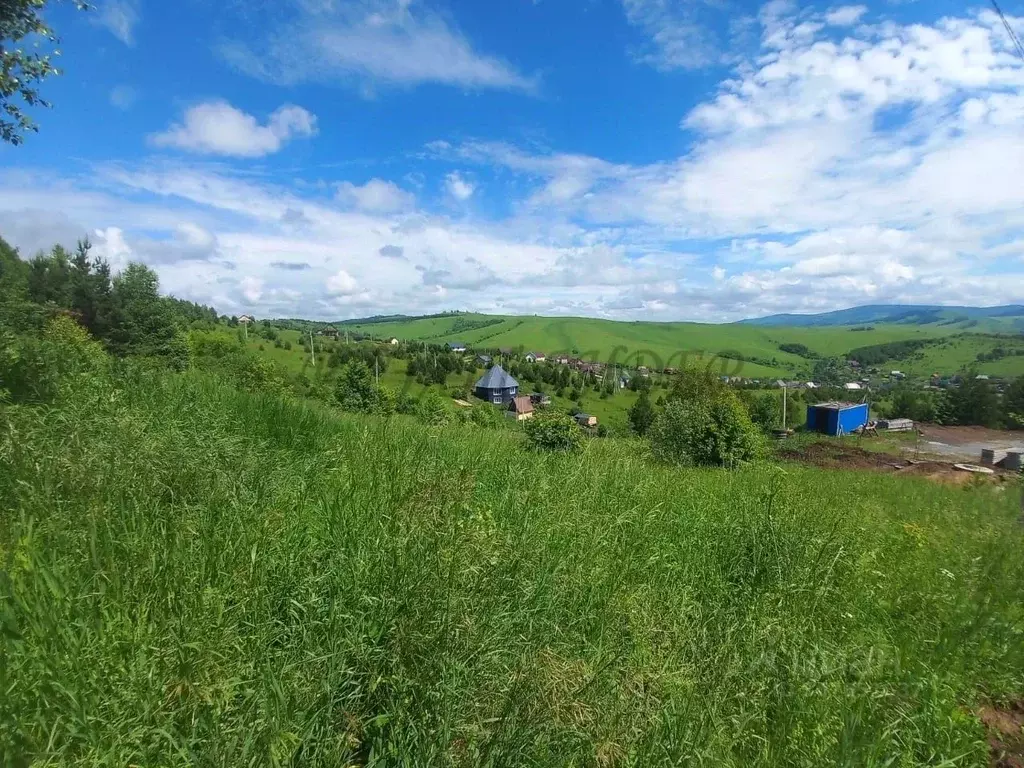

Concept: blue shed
[[806, 401, 869, 436], [475, 365, 519, 404]]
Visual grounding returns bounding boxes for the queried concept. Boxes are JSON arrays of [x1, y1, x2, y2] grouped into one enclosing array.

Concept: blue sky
[[1, 0, 1023, 321]]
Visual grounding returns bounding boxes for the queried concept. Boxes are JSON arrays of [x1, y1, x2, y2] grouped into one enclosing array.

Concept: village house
[[843, 382, 863, 391], [525, 351, 546, 363], [529, 392, 552, 407], [238, 314, 255, 324], [507, 396, 534, 421], [318, 325, 339, 339], [474, 365, 519, 404], [389, 338, 399, 345], [574, 413, 598, 428], [447, 341, 468, 353], [554, 355, 571, 365], [477, 354, 492, 365]]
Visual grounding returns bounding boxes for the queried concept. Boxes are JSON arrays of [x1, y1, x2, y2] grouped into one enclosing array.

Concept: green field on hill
[[342, 313, 1024, 379], [4, 365, 1023, 765]]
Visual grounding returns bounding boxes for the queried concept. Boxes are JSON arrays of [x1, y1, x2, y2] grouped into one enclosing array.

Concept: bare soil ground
[[778, 442, 1016, 486], [978, 701, 1024, 768], [915, 424, 1024, 463]]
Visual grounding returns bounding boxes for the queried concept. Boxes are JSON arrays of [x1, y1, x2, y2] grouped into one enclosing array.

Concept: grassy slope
[[3, 371, 1023, 765], [344, 314, 1024, 378]]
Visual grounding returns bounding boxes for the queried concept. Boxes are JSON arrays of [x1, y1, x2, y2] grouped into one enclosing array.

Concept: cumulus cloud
[[824, 5, 867, 26], [2, 5, 1023, 321], [219, 0, 536, 94], [445, 171, 475, 201], [336, 179, 414, 213], [326, 269, 359, 295], [149, 101, 317, 157]]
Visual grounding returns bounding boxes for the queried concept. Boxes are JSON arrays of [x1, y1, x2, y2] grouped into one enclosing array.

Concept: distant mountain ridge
[[741, 304, 1024, 329]]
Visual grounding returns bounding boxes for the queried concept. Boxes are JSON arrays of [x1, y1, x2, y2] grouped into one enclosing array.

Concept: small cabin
[[447, 341, 468, 353], [507, 396, 534, 421], [525, 352, 546, 363], [574, 413, 598, 428], [806, 402, 869, 436]]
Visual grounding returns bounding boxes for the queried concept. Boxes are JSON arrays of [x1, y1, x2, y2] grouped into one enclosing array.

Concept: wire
[[991, 0, 1024, 63]]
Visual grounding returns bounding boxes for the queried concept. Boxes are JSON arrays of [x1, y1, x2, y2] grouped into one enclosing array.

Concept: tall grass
[[1, 370, 1022, 766]]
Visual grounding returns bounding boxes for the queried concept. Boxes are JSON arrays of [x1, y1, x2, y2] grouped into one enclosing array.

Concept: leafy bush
[[0, 315, 108, 404], [417, 391, 454, 426], [469, 403, 503, 427], [335, 360, 392, 414], [650, 391, 764, 468], [779, 342, 815, 358], [524, 411, 583, 452]]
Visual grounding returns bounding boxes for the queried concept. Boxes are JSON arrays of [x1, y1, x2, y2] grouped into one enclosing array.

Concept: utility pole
[[375, 356, 379, 386], [782, 384, 787, 429], [309, 330, 316, 367]]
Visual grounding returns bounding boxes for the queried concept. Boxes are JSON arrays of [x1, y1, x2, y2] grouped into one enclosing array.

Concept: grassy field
[[341, 314, 1024, 379], [2, 367, 1023, 765]]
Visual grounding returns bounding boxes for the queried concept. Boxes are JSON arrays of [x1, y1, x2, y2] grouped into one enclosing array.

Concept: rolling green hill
[[742, 304, 1024, 331], [340, 313, 1024, 379]]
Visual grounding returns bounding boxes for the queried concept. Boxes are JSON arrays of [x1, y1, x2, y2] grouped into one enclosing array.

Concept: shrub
[[417, 391, 453, 426], [0, 315, 108, 404], [650, 391, 764, 468], [469, 403, 503, 428], [627, 390, 656, 436], [524, 411, 583, 452]]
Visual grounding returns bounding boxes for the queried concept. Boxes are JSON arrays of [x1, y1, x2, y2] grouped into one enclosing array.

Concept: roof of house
[[527, 351, 545, 357], [477, 354, 492, 362], [509, 396, 534, 414], [447, 341, 467, 348], [475, 364, 518, 390], [811, 401, 866, 410]]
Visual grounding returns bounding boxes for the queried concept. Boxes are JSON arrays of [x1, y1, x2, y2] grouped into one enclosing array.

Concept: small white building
[[843, 382, 863, 391], [389, 337, 399, 345]]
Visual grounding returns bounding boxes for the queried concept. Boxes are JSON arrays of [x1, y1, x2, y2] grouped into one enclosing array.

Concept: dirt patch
[[919, 425, 1021, 446], [978, 701, 1024, 768], [779, 442, 1013, 486]]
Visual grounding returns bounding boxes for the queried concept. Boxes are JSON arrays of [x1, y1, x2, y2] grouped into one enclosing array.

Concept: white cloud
[[336, 179, 414, 213], [326, 269, 359, 295], [94, 0, 139, 45], [2, 6, 1024, 322], [445, 171, 475, 201], [220, 0, 536, 94], [241, 276, 264, 304], [825, 5, 867, 26], [149, 101, 317, 158], [109, 85, 137, 111], [620, 0, 723, 70]]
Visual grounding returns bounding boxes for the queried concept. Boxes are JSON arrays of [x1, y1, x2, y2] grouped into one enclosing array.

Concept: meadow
[[2, 364, 1023, 766], [340, 314, 1024, 379]]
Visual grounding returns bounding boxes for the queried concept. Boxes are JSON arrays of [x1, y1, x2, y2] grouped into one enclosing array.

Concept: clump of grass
[[1, 370, 1022, 766]]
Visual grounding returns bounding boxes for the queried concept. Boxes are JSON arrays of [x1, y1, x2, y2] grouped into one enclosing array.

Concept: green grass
[[341, 313, 1024, 379], [2, 368, 1023, 766]]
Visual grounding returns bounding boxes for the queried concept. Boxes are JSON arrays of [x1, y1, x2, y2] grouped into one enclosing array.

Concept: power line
[[991, 0, 1024, 63]]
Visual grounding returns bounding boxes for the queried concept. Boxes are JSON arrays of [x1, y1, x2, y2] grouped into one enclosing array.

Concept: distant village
[[300, 325, 1012, 433]]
